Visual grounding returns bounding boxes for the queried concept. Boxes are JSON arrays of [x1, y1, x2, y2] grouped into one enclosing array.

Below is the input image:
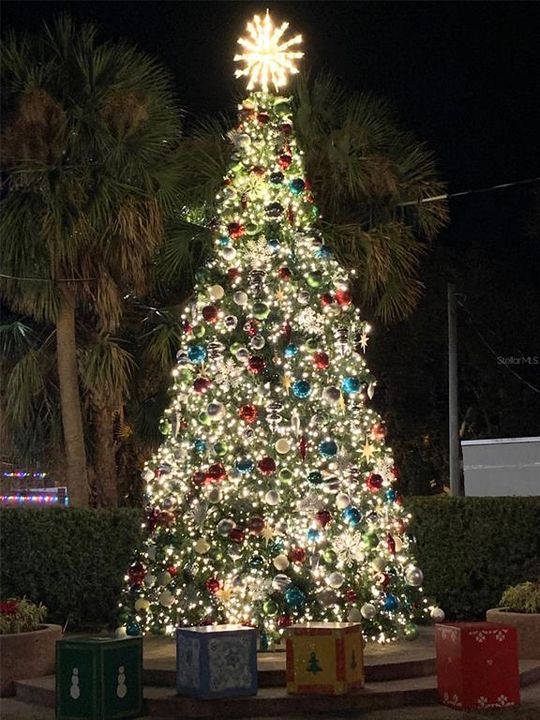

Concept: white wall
[[461, 437, 540, 496]]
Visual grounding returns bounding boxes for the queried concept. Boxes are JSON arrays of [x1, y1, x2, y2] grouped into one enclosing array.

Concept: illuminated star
[[234, 10, 303, 93], [361, 439, 376, 461], [282, 374, 292, 392], [359, 330, 369, 352], [216, 588, 233, 603], [275, 289, 285, 302], [260, 526, 275, 544]]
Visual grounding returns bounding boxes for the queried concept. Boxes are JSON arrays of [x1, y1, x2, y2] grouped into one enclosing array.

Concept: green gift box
[[56, 636, 143, 719]]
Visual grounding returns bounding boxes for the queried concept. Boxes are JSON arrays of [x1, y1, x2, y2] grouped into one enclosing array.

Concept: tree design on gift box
[[119, 10, 441, 644], [307, 651, 323, 675]]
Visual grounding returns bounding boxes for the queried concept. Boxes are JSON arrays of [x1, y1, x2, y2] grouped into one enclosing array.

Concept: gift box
[[435, 622, 520, 710], [56, 636, 143, 719], [286, 622, 364, 695], [176, 624, 257, 699]]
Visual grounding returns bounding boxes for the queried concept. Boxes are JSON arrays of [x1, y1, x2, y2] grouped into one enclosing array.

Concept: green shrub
[[500, 581, 540, 614], [406, 496, 540, 620], [1, 499, 539, 629], [0, 508, 142, 630], [0, 597, 47, 634]]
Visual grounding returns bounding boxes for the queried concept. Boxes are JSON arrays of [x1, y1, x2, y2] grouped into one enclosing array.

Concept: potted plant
[[486, 581, 540, 659], [0, 597, 63, 696]]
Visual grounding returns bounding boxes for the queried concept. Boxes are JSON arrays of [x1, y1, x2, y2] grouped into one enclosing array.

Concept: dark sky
[[3, 1, 540, 260]]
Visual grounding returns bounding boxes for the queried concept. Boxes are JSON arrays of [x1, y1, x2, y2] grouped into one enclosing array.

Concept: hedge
[[0, 508, 142, 629], [1, 498, 539, 629], [407, 497, 540, 619]]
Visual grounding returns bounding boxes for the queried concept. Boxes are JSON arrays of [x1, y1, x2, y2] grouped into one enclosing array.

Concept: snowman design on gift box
[[116, 666, 127, 699], [69, 668, 80, 699]]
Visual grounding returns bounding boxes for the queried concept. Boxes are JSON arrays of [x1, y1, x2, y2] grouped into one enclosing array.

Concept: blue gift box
[[176, 624, 258, 699]]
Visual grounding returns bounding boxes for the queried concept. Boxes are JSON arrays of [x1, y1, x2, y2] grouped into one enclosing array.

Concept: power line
[[398, 176, 540, 207], [0, 272, 95, 283]]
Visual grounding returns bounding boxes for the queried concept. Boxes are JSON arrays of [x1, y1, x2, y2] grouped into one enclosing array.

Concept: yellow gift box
[[286, 622, 364, 695]]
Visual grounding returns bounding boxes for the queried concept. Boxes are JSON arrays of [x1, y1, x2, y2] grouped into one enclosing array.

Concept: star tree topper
[[234, 9, 303, 93]]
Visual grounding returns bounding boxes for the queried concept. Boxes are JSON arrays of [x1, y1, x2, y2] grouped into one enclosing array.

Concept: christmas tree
[[120, 10, 442, 645]]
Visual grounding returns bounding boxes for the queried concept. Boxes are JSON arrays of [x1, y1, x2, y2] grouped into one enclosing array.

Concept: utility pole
[[448, 283, 462, 495]]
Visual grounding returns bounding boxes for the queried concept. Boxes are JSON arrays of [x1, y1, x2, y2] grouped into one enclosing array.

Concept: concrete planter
[[486, 608, 540, 659], [0, 623, 63, 696]]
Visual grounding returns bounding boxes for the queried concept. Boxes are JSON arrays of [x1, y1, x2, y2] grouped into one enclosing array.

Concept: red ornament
[[379, 573, 391, 589], [206, 463, 226, 482], [182, 320, 192, 334], [320, 292, 334, 306], [386, 533, 396, 555], [158, 510, 175, 527], [286, 206, 296, 225], [251, 165, 266, 176], [393, 518, 407, 534], [313, 351, 330, 369], [304, 178, 313, 191], [193, 377, 211, 394], [298, 436, 308, 461], [315, 509, 332, 527], [257, 111, 270, 124], [202, 305, 218, 323], [229, 527, 245, 544], [281, 322, 292, 342], [248, 355, 266, 374], [128, 562, 145, 586], [345, 589, 357, 603], [258, 456, 276, 475], [228, 222, 245, 240], [371, 422, 386, 441], [335, 289, 352, 306], [280, 122, 293, 135], [289, 547, 306, 564], [277, 154, 292, 170], [146, 508, 159, 532], [390, 466, 400, 479], [278, 266, 292, 280], [366, 473, 384, 492], [192, 470, 206, 486], [239, 404, 258, 423], [244, 319, 259, 337], [227, 267, 241, 282], [166, 565, 178, 577], [277, 614, 292, 628], [247, 516, 265, 534], [206, 578, 221, 594]]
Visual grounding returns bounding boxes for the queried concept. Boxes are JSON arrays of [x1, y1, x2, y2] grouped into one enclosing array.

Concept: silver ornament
[[326, 572, 345, 589], [430, 607, 445, 622], [272, 573, 292, 592], [323, 386, 341, 403], [217, 519, 235, 537], [250, 334, 265, 350], [207, 401, 224, 419], [264, 490, 279, 505], [318, 589, 338, 607], [222, 246, 236, 262], [224, 315, 238, 330], [405, 566, 424, 587], [348, 607, 363, 622], [207, 341, 225, 362], [360, 602, 377, 619], [233, 291, 248, 306], [176, 351, 189, 365], [298, 289, 310, 304]]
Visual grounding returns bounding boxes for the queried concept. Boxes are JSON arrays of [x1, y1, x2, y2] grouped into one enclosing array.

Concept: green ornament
[[117, 610, 131, 623], [279, 468, 293, 482], [322, 548, 337, 564], [159, 418, 171, 436], [307, 271, 322, 288], [249, 554, 265, 569], [305, 338, 319, 351], [230, 342, 242, 355], [179, 368, 193, 382], [214, 442, 228, 457], [403, 622, 419, 641], [253, 302, 270, 320], [192, 325, 206, 339], [311, 205, 320, 218], [365, 532, 379, 548], [308, 470, 323, 485], [198, 412, 210, 426], [245, 223, 259, 235], [263, 599, 279, 616]]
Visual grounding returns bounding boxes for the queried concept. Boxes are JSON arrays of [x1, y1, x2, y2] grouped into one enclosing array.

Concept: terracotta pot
[[486, 608, 540, 659], [0, 623, 63, 696]]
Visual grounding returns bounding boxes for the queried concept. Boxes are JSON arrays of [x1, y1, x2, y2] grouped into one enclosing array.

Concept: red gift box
[[435, 622, 520, 710]]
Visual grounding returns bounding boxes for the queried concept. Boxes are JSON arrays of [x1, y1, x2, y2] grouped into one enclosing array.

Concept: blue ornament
[[235, 457, 254, 474], [218, 236, 230, 246], [284, 343, 298, 358], [342, 506, 362, 527], [126, 620, 141, 636], [385, 488, 398, 502], [384, 594, 399, 611], [341, 376, 361, 395], [284, 586, 306, 610], [307, 528, 321, 542], [319, 440, 338, 458], [188, 344, 207, 364], [267, 238, 280, 252], [307, 470, 323, 485], [316, 245, 332, 259], [292, 379, 311, 398], [193, 438, 207, 454], [289, 178, 305, 195]]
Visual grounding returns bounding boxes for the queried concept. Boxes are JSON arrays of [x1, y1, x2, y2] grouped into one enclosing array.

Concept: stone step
[[14, 662, 540, 719]]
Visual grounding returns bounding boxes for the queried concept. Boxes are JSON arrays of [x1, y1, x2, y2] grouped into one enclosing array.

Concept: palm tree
[[1, 16, 183, 505]]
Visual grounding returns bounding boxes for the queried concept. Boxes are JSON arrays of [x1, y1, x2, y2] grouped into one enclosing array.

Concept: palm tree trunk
[[93, 402, 118, 507], [56, 287, 89, 507]]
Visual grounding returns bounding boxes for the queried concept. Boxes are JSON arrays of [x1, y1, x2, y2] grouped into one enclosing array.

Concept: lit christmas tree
[[120, 10, 442, 645]]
